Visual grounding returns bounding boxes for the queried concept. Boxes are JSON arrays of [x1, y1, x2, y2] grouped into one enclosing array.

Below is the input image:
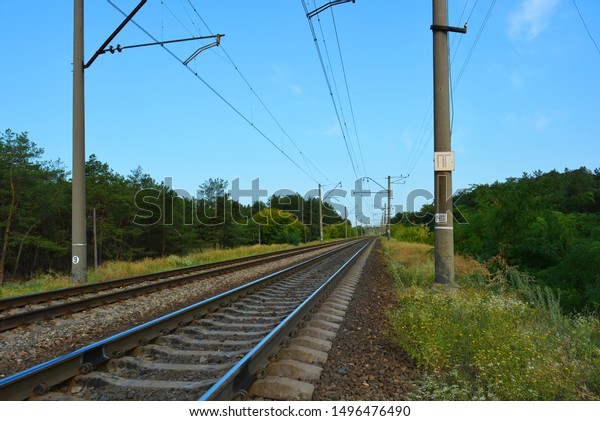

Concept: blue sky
[[1, 0, 599, 224]]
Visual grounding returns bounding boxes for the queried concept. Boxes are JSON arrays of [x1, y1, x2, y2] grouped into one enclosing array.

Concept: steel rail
[[0, 241, 357, 333], [0, 239, 367, 401], [0, 240, 349, 311], [199, 238, 374, 400]]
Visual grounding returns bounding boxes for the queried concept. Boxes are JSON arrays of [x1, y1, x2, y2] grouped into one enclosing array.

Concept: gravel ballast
[[1, 240, 423, 402], [313, 240, 421, 400], [0, 246, 339, 379]]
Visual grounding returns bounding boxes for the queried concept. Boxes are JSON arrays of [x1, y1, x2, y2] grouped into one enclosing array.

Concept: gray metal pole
[[93, 207, 98, 270], [318, 184, 323, 242], [387, 175, 392, 240], [344, 207, 348, 239], [432, 0, 455, 285], [72, 0, 87, 283]]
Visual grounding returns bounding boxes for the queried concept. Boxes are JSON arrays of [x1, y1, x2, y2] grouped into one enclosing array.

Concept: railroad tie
[[247, 241, 374, 401]]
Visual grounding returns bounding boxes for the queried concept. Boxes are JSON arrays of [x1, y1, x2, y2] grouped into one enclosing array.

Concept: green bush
[[388, 285, 599, 400], [388, 260, 434, 289], [391, 225, 433, 244]]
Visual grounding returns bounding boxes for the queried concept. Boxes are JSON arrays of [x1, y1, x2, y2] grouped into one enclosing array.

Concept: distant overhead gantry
[[306, 0, 355, 19]]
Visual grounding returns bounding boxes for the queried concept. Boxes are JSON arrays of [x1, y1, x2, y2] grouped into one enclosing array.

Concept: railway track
[[0, 240, 350, 333], [0, 238, 374, 401]]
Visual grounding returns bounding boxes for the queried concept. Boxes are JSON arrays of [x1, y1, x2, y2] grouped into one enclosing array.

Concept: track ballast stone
[[312, 240, 421, 401]]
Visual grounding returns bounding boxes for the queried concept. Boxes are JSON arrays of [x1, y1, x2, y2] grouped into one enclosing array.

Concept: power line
[[453, 0, 496, 90], [314, 8, 361, 176], [301, 0, 359, 179], [403, 0, 495, 179], [401, 95, 433, 177], [330, 7, 367, 176], [162, 1, 196, 37], [449, 0, 479, 133], [184, 0, 332, 184], [106, 0, 322, 185], [572, 0, 600, 58]]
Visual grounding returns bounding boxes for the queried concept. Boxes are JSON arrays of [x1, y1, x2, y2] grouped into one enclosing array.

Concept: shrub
[[388, 286, 599, 399], [391, 224, 433, 244], [383, 240, 600, 400]]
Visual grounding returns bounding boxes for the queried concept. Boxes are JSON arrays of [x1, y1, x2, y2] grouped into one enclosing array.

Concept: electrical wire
[[177, 0, 202, 36], [162, 1, 195, 37], [572, 0, 600, 58], [402, 97, 433, 178], [330, 7, 367, 176], [184, 0, 332, 184], [301, 0, 359, 179], [449, 0, 478, 132], [314, 9, 361, 176], [106, 0, 322, 185], [403, 0, 495, 179], [453, 0, 496, 90]]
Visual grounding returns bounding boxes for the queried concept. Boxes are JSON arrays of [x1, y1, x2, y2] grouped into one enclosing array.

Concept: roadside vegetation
[[392, 167, 600, 313], [0, 242, 307, 299], [382, 240, 600, 400], [0, 129, 358, 286]]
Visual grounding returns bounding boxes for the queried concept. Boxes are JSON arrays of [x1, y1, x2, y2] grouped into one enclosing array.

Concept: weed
[[383, 239, 600, 400], [0, 242, 303, 298]]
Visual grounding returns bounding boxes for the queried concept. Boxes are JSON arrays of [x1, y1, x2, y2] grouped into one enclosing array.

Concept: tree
[[253, 208, 306, 245], [0, 130, 45, 284]]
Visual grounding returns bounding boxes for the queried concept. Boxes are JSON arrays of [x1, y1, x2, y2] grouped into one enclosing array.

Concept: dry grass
[[382, 241, 432, 271], [381, 240, 487, 284], [455, 253, 489, 278], [0, 242, 315, 299]]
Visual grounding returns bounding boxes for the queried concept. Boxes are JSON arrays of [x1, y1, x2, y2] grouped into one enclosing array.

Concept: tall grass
[[0, 243, 303, 299], [390, 224, 433, 244], [382, 240, 600, 400]]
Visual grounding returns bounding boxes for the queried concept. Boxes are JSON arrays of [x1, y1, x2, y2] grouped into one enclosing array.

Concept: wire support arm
[[102, 34, 224, 59], [183, 34, 223, 65], [430, 24, 468, 34], [307, 0, 355, 19], [85, 0, 147, 69]]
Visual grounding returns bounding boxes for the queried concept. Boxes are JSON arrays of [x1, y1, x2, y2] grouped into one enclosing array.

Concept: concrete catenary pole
[[318, 184, 324, 242], [432, 0, 462, 285], [72, 0, 87, 282], [387, 175, 392, 240], [344, 207, 348, 239]]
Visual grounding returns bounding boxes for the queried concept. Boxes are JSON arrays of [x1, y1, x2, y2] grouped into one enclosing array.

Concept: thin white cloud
[[502, 111, 551, 132], [508, 0, 561, 41], [399, 130, 414, 150], [510, 70, 526, 90], [324, 122, 342, 137], [272, 66, 304, 96], [534, 112, 549, 131], [288, 84, 304, 96], [307, 121, 342, 138]]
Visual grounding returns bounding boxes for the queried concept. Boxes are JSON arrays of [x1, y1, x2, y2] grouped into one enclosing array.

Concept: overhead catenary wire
[[106, 0, 323, 185], [448, 0, 479, 133], [301, 0, 360, 179], [572, 0, 600, 58], [314, 7, 361, 176], [330, 7, 367, 176], [183, 0, 332, 185], [453, 0, 496, 90], [312, 1, 361, 178], [403, 0, 496, 179]]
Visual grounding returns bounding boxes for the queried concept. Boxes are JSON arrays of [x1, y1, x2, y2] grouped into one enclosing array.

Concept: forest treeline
[[392, 167, 600, 312], [4, 128, 599, 311], [0, 129, 354, 284]]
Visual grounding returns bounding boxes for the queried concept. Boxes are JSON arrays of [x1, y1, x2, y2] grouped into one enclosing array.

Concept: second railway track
[[0, 238, 374, 400], [0, 240, 351, 333]]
